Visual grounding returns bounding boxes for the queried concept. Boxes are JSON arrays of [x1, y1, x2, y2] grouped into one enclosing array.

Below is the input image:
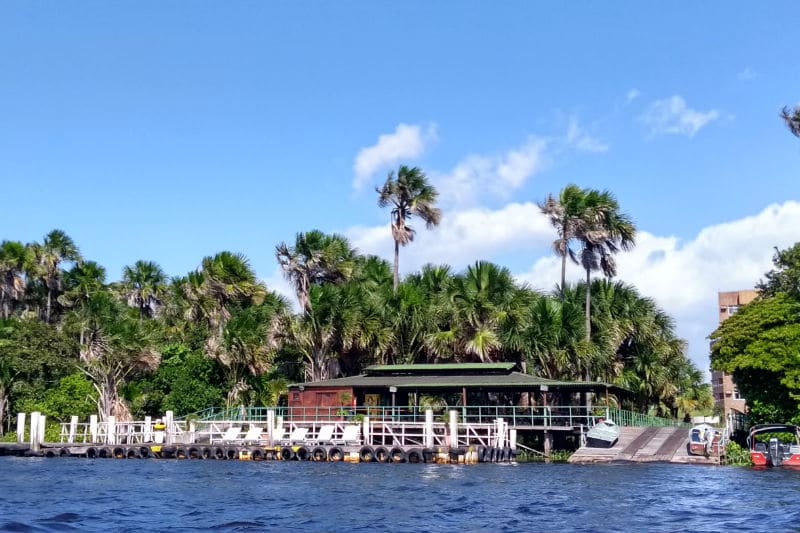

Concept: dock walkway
[[568, 427, 721, 465]]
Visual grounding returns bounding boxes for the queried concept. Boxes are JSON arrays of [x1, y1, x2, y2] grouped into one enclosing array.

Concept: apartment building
[[711, 290, 757, 417]]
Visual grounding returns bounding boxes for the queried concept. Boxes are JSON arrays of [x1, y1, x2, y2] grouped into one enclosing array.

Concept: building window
[[734, 388, 743, 400], [727, 305, 740, 316]]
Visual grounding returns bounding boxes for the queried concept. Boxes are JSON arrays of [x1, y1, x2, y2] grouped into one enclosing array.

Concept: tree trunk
[[393, 239, 400, 293], [584, 267, 592, 410], [0, 386, 6, 437], [584, 267, 591, 345], [560, 253, 567, 300], [46, 288, 52, 323]]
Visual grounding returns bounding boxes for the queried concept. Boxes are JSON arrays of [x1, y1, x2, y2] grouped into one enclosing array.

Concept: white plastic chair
[[219, 426, 242, 444], [311, 425, 335, 445]]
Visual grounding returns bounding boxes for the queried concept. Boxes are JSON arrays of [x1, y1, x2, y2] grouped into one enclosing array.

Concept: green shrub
[[725, 441, 752, 466]]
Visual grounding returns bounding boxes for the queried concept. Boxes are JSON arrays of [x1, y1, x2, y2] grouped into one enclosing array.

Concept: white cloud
[[352, 123, 436, 190], [565, 117, 609, 153], [435, 137, 549, 207], [348, 201, 553, 273], [262, 266, 299, 311], [639, 95, 720, 137], [626, 88, 642, 103], [518, 201, 800, 375], [737, 67, 757, 81]]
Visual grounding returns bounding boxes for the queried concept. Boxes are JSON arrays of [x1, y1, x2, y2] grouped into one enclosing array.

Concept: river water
[[1, 457, 798, 532]]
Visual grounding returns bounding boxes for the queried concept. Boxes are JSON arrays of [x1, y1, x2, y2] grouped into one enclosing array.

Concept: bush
[[725, 441, 752, 466]]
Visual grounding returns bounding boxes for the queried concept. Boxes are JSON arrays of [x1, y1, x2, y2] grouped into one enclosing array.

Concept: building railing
[[185, 405, 682, 428]]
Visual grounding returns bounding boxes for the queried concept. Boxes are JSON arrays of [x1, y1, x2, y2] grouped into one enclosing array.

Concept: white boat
[[586, 418, 619, 448]]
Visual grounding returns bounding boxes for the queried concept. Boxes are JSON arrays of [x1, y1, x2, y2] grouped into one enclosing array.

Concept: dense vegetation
[[0, 178, 710, 434], [711, 243, 800, 425]]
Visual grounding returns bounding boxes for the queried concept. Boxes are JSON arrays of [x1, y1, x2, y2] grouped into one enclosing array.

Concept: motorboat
[[748, 424, 800, 467], [687, 423, 724, 456], [586, 418, 619, 448]]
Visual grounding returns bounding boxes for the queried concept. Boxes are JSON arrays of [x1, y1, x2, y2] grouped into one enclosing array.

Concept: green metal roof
[[365, 363, 515, 375], [291, 371, 625, 393]]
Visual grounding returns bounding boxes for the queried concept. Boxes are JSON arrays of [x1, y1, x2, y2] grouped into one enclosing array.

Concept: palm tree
[[120, 260, 168, 319], [376, 166, 442, 292], [426, 261, 518, 363], [575, 190, 636, 345], [276, 231, 356, 314], [31, 230, 81, 323], [539, 184, 592, 299], [781, 105, 800, 138], [72, 291, 160, 421], [0, 241, 31, 319]]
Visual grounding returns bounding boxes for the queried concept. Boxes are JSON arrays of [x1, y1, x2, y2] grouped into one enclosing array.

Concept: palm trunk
[[0, 385, 7, 437], [584, 267, 592, 410], [393, 239, 400, 293], [560, 253, 567, 300], [46, 288, 52, 323]]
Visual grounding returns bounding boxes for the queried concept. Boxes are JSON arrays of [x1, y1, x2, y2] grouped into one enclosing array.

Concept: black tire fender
[[374, 446, 390, 463], [328, 446, 344, 462], [389, 447, 406, 463], [359, 445, 375, 463], [406, 448, 423, 464], [311, 446, 327, 462], [280, 446, 294, 461]]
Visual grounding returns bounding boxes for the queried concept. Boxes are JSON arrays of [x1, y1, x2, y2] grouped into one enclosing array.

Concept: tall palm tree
[[539, 184, 592, 299], [276, 231, 356, 314], [0, 241, 31, 319], [781, 105, 800, 138], [376, 166, 442, 292], [120, 260, 167, 319], [31, 230, 81, 323], [575, 190, 636, 345]]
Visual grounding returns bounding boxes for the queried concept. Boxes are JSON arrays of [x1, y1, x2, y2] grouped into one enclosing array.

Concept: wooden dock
[[568, 427, 722, 465]]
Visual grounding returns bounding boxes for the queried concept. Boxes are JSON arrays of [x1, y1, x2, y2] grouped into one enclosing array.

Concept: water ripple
[[3, 458, 800, 532]]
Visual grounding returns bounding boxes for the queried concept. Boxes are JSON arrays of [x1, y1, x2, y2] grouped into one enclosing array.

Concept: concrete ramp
[[569, 427, 720, 465]]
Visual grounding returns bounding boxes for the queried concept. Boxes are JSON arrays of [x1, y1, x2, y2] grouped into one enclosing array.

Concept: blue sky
[[2, 2, 799, 374]]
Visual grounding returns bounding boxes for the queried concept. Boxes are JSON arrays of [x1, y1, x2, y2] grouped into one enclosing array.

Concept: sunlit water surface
[[1, 458, 798, 532]]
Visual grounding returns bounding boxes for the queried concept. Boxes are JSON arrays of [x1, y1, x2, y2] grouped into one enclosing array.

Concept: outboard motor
[[769, 437, 782, 466]]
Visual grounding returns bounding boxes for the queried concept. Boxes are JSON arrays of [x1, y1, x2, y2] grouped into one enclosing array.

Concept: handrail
[[179, 405, 682, 428]]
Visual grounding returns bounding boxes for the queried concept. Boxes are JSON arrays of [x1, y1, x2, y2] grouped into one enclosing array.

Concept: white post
[[510, 429, 517, 452], [165, 411, 174, 444], [189, 420, 196, 444], [38, 415, 46, 445], [275, 416, 283, 444], [16, 413, 25, 444], [496, 418, 505, 448], [362, 416, 370, 446], [448, 410, 458, 448], [107, 416, 116, 445], [29, 412, 40, 451], [143, 416, 152, 443], [68, 416, 78, 444], [267, 410, 275, 442], [89, 415, 98, 443], [424, 409, 434, 449]]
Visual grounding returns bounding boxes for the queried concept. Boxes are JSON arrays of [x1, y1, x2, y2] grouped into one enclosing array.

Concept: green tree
[[575, 190, 636, 348], [781, 105, 800, 138], [0, 318, 77, 434], [276, 230, 356, 314], [539, 184, 592, 299], [70, 291, 161, 421], [757, 244, 800, 299], [30, 230, 82, 323], [0, 241, 31, 319], [377, 165, 442, 292], [120, 260, 168, 319], [710, 294, 800, 424]]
